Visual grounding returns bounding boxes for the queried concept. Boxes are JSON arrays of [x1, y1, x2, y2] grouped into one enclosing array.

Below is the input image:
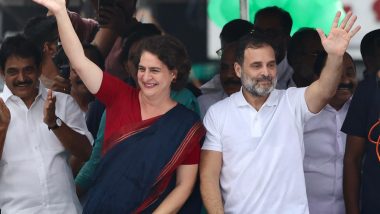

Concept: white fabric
[[0, 82, 93, 214], [198, 74, 228, 118], [202, 87, 316, 214], [200, 74, 223, 94], [276, 56, 296, 89], [198, 91, 227, 119], [303, 100, 351, 214]]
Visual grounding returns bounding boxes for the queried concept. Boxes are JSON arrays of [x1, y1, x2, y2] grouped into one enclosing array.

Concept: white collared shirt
[[303, 100, 351, 214], [202, 87, 315, 214], [0, 82, 93, 214]]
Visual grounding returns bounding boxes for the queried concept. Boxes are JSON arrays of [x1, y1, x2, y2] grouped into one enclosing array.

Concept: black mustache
[[15, 80, 33, 86], [337, 82, 354, 90]]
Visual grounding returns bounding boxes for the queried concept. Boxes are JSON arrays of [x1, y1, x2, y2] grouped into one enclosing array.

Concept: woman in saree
[[32, 0, 206, 213]]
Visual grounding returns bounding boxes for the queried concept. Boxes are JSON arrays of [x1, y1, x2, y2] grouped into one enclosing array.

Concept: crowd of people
[[0, 0, 378, 213]]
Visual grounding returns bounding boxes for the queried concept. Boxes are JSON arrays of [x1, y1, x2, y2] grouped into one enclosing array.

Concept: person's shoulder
[[198, 90, 224, 103], [206, 93, 235, 116], [285, 86, 305, 93]]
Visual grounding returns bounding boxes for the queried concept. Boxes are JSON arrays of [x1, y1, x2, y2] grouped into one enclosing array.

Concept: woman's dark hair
[[134, 35, 191, 91], [0, 34, 42, 70]]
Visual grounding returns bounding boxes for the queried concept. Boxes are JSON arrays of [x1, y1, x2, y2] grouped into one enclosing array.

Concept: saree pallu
[[83, 104, 205, 213]]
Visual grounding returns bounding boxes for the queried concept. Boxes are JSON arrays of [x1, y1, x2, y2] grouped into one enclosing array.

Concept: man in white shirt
[[0, 35, 93, 214], [200, 12, 360, 214], [303, 52, 357, 214]]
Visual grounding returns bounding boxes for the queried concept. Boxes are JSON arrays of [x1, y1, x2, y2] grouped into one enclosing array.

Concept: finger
[[349, 25, 361, 38], [0, 99, 6, 116], [0, 98, 10, 121], [339, 11, 352, 29], [0, 98, 5, 107], [344, 15, 357, 32], [51, 94, 57, 105], [47, 89, 53, 100], [316, 28, 326, 42], [331, 11, 341, 29]]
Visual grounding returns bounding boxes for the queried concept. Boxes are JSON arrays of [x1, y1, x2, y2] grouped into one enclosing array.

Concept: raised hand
[[317, 11, 361, 57], [0, 98, 10, 130], [32, 0, 66, 15], [43, 89, 57, 127]]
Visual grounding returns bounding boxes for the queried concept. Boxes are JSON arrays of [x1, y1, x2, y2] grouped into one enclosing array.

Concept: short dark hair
[[0, 34, 42, 70], [23, 15, 58, 51], [134, 35, 191, 91], [236, 31, 276, 65], [254, 6, 292, 35], [360, 29, 380, 61], [287, 28, 321, 65], [220, 19, 254, 47]]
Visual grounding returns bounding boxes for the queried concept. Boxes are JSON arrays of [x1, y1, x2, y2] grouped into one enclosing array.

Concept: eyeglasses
[[216, 48, 223, 57]]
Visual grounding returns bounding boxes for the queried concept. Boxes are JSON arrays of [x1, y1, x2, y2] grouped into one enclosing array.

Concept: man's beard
[[241, 70, 277, 97]]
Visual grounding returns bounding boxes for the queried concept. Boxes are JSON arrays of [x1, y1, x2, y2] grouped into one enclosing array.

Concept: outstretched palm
[[33, 0, 66, 14], [317, 11, 361, 56]]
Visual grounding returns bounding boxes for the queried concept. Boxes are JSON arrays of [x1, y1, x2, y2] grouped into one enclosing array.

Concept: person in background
[[359, 29, 380, 79], [253, 6, 295, 89], [198, 41, 240, 118], [198, 19, 253, 118], [0, 34, 93, 214], [342, 29, 380, 214], [287, 28, 325, 87], [303, 52, 357, 214], [200, 19, 253, 97]]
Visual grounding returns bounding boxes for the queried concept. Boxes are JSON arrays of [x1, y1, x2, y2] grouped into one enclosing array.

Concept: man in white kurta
[[0, 35, 93, 214], [303, 52, 357, 214]]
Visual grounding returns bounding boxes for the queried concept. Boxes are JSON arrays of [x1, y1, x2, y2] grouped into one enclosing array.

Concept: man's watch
[[48, 117, 62, 130]]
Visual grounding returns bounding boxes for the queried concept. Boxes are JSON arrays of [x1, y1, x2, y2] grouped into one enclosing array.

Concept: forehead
[[243, 45, 276, 63], [4, 55, 37, 69], [343, 54, 355, 71], [139, 51, 165, 67]]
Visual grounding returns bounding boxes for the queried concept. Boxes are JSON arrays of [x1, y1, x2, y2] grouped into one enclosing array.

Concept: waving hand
[[317, 11, 361, 57]]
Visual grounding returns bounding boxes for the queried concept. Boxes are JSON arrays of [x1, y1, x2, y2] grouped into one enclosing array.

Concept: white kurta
[[303, 100, 351, 214], [0, 82, 93, 214]]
